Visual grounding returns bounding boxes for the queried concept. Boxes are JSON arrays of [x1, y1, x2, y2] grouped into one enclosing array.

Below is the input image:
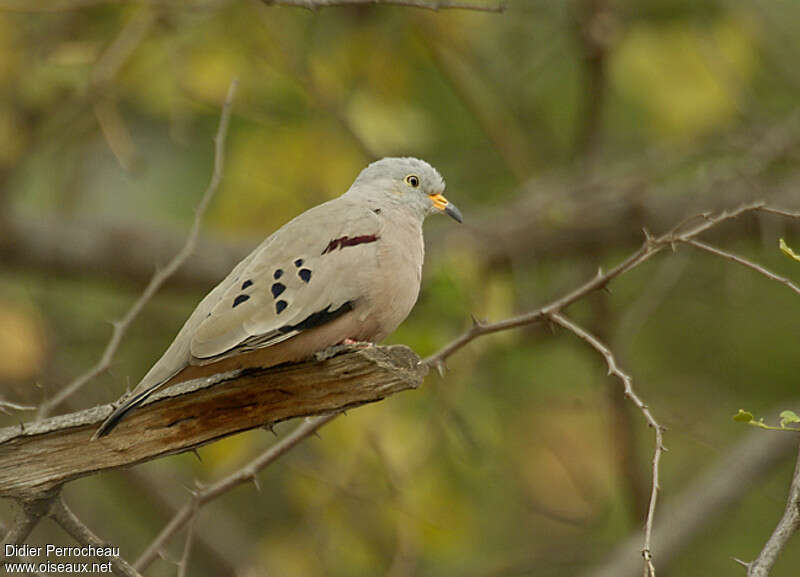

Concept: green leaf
[[779, 238, 800, 262], [733, 409, 754, 423], [779, 410, 800, 427]]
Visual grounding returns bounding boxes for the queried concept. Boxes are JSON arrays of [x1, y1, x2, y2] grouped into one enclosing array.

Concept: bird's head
[[349, 157, 463, 223]]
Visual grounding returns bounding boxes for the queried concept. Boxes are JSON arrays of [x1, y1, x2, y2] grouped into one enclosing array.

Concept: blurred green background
[[1, 0, 799, 576]]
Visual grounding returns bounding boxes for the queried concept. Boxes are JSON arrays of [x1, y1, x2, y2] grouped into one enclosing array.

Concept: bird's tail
[[92, 388, 156, 440]]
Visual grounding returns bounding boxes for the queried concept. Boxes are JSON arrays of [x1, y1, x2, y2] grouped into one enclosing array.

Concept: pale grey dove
[[94, 157, 461, 438]]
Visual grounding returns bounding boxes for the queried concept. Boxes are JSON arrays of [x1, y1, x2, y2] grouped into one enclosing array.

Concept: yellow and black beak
[[429, 193, 463, 223]]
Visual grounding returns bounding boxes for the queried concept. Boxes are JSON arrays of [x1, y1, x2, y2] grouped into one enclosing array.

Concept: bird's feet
[[342, 338, 371, 348], [314, 340, 373, 361]]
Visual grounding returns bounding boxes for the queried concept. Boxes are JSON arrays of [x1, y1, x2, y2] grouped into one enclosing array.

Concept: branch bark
[[577, 426, 798, 577], [0, 344, 426, 500], [746, 437, 800, 577]]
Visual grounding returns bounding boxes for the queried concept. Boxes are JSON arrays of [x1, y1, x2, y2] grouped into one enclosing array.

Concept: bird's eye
[[405, 174, 420, 188]]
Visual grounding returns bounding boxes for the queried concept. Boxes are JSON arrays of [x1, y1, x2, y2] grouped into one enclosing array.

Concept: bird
[[93, 157, 462, 439]]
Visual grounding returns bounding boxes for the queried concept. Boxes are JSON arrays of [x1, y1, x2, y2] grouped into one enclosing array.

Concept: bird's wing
[[189, 198, 382, 360]]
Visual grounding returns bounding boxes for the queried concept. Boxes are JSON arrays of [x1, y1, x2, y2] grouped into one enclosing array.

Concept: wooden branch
[[0, 344, 426, 500], [746, 438, 800, 577]]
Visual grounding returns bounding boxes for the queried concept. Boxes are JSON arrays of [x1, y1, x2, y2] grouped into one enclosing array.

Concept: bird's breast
[[361, 221, 425, 341]]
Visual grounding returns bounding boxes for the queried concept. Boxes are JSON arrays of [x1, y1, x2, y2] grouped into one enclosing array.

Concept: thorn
[[642, 227, 653, 242], [342, 410, 348, 417], [731, 557, 750, 568], [263, 423, 277, 436], [669, 241, 677, 252], [601, 284, 612, 295], [251, 474, 261, 492], [312, 431, 322, 440], [435, 360, 447, 377], [470, 314, 485, 328], [191, 448, 202, 463], [596, 266, 604, 279]]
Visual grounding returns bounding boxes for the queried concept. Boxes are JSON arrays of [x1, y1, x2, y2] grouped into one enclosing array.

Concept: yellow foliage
[[611, 12, 758, 140], [0, 16, 19, 87], [181, 42, 249, 105], [195, 429, 258, 475], [0, 106, 27, 165], [346, 92, 434, 154], [254, 532, 323, 577], [212, 125, 363, 234], [513, 401, 614, 524], [0, 301, 46, 381]]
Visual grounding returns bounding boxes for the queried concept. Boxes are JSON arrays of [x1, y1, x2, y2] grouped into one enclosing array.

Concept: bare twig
[[745, 438, 800, 577], [760, 206, 800, 219], [90, 7, 157, 171], [134, 413, 339, 571], [50, 496, 143, 577], [422, 201, 799, 577], [176, 516, 196, 577], [261, 0, 506, 12], [424, 202, 770, 369], [0, 398, 35, 415], [90, 7, 156, 89], [424, 201, 800, 369], [1, 496, 57, 550], [578, 423, 798, 577], [684, 239, 800, 296], [548, 312, 663, 577], [35, 78, 239, 419]]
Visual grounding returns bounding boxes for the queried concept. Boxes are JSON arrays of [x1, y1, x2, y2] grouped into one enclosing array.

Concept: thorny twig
[[50, 496, 143, 577], [548, 312, 663, 577], [744, 438, 800, 577], [134, 413, 339, 572], [423, 200, 799, 577], [684, 239, 800, 296], [0, 398, 35, 415], [423, 201, 796, 369], [35, 78, 239, 420]]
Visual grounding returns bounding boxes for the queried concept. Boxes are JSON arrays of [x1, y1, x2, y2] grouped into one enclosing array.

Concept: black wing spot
[[277, 302, 353, 334], [241, 279, 253, 290], [372, 208, 381, 215], [233, 294, 250, 308], [275, 300, 288, 314], [298, 269, 311, 283], [294, 258, 304, 267], [273, 269, 283, 280], [271, 282, 286, 298]]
